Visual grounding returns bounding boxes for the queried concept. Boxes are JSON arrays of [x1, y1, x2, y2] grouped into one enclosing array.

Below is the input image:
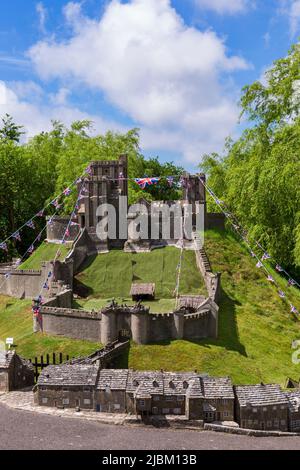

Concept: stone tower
[[78, 155, 128, 250]]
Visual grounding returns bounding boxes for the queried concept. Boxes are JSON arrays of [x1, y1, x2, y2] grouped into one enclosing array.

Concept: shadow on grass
[[131, 287, 247, 357]]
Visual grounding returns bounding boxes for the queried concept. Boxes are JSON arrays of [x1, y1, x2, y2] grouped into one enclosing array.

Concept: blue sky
[[0, 0, 299, 170]]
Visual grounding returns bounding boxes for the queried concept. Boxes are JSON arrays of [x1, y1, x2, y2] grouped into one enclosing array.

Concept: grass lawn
[[76, 247, 206, 299], [75, 297, 176, 313], [0, 295, 100, 359], [19, 242, 70, 270], [122, 230, 300, 386]]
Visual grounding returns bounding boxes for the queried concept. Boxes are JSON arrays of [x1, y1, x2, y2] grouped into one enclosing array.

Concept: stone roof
[[201, 376, 234, 400], [0, 351, 14, 369], [286, 390, 300, 413], [163, 372, 197, 396], [130, 283, 155, 296], [97, 369, 129, 390], [38, 364, 99, 387], [127, 371, 164, 397], [235, 384, 289, 407]]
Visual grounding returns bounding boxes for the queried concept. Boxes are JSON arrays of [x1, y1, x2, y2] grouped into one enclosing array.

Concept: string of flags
[[199, 178, 299, 318], [37, 180, 86, 303], [0, 165, 91, 251]]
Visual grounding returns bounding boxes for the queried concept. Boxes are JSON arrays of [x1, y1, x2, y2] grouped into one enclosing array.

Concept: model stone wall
[[37, 302, 218, 345], [40, 307, 102, 343], [46, 216, 80, 242]]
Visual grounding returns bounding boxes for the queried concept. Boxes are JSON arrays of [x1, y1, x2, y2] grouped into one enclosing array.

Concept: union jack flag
[[12, 231, 21, 242], [26, 220, 35, 229], [166, 176, 174, 187], [134, 177, 160, 190], [63, 187, 72, 196], [290, 304, 299, 315]]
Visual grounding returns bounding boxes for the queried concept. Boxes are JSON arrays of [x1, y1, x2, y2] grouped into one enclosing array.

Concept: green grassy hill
[[75, 247, 205, 312], [1, 230, 300, 385], [125, 230, 300, 385], [19, 242, 70, 270]]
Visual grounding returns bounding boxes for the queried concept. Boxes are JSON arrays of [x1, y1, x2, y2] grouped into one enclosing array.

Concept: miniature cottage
[[0, 350, 34, 392], [234, 384, 289, 431]]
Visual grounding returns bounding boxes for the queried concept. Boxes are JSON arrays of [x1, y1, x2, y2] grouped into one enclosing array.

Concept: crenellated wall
[[36, 300, 218, 345]]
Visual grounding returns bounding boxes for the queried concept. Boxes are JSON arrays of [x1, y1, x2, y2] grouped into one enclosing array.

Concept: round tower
[[131, 310, 149, 345], [173, 310, 185, 339], [100, 309, 117, 345]]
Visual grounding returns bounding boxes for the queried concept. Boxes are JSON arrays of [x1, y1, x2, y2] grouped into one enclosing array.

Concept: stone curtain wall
[[0, 261, 54, 299], [37, 302, 218, 345]]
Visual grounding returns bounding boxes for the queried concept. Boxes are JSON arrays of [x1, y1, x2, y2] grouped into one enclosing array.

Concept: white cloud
[[36, 2, 47, 34], [0, 80, 125, 139], [289, 0, 300, 36], [194, 0, 251, 15], [26, 0, 249, 164]]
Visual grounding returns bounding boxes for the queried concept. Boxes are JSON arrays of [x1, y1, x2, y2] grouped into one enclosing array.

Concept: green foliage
[[0, 119, 182, 262], [0, 114, 24, 142], [200, 44, 300, 272]]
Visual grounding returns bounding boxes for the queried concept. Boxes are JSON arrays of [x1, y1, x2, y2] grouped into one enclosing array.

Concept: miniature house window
[[139, 400, 145, 407], [253, 408, 257, 413], [84, 399, 91, 405], [114, 404, 120, 410], [63, 398, 69, 405], [153, 395, 159, 401], [169, 381, 175, 389], [183, 381, 189, 389], [105, 385, 111, 394], [133, 380, 139, 387], [166, 396, 173, 401], [42, 398, 48, 404], [153, 380, 159, 388]]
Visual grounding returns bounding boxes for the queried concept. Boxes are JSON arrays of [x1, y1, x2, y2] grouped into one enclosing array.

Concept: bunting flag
[[26, 220, 35, 230], [166, 176, 174, 187], [276, 265, 283, 272], [0, 242, 8, 251], [81, 187, 89, 194], [12, 231, 21, 242], [63, 187, 72, 196], [267, 275, 275, 283], [134, 177, 161, 190], [78, 194, 85, 201], [37, 209, 44, 217], [262, 253, 271, 261], [278, 290, 286, 299], [256, 261, 263, 268], [37, 233, 42, 242], [288, 279, 296, 287], [75, 177, 83, 184], [47, 271, 52, 279], [4, 273, 11, 279], [65, 229, 70, 238], [250, 251, 256, 258], [28, 245, 35, 254], [70, 221, 80, 227], [290, 304, 299, 315], [43, 282, 49, 290]]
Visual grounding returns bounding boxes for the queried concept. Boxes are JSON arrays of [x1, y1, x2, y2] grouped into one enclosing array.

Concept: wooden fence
[[29, 353, 74, 382]]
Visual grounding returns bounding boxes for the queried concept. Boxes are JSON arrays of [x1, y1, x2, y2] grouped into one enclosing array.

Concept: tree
[[0, 114, 24, 142]]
